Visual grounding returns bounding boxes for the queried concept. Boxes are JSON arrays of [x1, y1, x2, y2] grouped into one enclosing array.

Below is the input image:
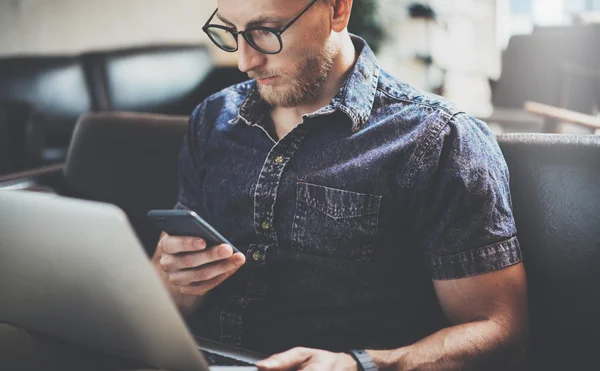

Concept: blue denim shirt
[[176, 36, 522, 354]]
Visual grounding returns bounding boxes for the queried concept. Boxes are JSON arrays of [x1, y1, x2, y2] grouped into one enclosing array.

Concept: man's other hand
[[256, 347, 358, 371], [156, 235, 246, 296]]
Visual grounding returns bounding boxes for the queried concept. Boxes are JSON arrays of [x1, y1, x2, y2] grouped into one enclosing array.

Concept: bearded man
[[153, 0, 529, 370]]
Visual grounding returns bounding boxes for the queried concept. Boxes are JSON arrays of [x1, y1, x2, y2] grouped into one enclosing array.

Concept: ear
[[330, 0, 353, 33]]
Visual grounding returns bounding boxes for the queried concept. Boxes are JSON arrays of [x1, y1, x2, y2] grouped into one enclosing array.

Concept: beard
[[249, 38, 338, 108]]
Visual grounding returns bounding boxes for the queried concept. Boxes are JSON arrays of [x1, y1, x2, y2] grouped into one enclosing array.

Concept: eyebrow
[[216, 12, 283, 28]]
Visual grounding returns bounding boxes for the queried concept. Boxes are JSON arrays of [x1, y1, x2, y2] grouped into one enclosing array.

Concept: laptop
[[0, 190, 264, 370]]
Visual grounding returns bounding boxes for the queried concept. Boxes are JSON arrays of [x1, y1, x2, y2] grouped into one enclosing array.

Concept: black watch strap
[[348, 349, 378, 371]]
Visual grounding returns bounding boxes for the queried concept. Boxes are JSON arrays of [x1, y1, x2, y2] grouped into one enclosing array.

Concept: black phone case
[[147, 210, 239, 252]]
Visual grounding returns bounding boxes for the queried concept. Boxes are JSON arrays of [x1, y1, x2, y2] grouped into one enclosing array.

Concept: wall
[[0, 0, 218, 56]]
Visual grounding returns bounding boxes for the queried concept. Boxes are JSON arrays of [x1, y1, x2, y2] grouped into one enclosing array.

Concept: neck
[[271, 32, 358, 134]]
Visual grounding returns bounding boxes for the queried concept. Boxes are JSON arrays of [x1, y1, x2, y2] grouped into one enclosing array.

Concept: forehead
[[216, 0, 307, 25]]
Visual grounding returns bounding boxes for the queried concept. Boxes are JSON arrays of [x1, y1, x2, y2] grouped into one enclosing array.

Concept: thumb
[[256, 347, 312, 371]]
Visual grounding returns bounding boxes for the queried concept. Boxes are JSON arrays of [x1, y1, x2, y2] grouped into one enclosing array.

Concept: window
[[565, 0, 600, 11], [511, 0, 533, 14]]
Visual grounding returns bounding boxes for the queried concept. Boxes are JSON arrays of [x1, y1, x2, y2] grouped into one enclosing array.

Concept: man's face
[[216, 0, 339, 107]]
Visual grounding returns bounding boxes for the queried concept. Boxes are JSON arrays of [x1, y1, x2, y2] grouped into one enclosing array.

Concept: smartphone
[[147, 209, 240, 253]]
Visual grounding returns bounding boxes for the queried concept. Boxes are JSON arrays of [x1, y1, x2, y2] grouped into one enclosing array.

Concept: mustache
[[248, 70, 284, 80]]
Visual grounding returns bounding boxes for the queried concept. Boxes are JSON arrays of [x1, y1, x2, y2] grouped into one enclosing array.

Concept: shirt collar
[[231, 35, 380, 132]]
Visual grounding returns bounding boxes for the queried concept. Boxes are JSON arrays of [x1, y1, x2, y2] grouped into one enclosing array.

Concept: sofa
[[0, 44, 247, 175], [484, 24, 600, 133], [0, 112, 599, 370]]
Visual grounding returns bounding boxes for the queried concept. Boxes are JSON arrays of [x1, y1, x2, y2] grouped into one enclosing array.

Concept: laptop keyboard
[[201, 349, 255, 367]]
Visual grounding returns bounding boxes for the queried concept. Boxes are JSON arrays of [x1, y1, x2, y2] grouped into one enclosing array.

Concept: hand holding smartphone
[[148, 209, 245, 297]]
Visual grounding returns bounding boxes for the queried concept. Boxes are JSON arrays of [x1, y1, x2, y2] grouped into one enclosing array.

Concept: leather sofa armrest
[[0, 163, 65, 192]]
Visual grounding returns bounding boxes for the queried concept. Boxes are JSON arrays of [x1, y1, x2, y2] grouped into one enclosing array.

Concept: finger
[[160, 235, 207, 254], [256, 347, 313, 371], [168, 254, 243, 285], [299, 365, 323, 371], [179, 269, 237, 296], [160, 244, 235, 272]]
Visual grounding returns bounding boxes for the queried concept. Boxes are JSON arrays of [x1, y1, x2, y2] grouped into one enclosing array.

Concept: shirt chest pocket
[[291, 182, 382, 260]]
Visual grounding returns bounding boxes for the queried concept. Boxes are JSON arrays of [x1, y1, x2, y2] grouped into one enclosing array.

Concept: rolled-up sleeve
[[407, 112, 522, 280]]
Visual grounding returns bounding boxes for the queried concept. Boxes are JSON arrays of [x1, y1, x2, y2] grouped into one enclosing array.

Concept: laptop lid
[[0, 190, 210, 371]]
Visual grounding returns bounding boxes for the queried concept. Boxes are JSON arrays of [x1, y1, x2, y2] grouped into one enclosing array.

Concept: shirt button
[[261, 221, 271, 230], [274, 156, 284, 164], [252, 251, 262, 261]]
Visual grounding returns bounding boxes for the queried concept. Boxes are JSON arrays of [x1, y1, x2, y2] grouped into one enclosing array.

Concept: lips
[[256, 76, 278, 85]]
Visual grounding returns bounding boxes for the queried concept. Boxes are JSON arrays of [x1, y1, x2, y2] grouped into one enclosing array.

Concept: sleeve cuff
[[427, 236, 523, 280]]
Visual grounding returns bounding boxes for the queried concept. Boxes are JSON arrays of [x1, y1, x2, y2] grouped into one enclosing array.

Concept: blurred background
[[1, 0, 599, 176]]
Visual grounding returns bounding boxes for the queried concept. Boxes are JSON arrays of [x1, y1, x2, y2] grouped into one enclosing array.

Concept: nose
[[237, 35, 266, 73]]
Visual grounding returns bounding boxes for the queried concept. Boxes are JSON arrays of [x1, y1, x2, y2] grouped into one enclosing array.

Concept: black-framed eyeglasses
[[202, 0, 318, 55]]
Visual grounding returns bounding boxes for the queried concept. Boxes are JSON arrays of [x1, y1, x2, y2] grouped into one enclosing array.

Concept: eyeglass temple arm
[[279, 0, 319, 34], [204, 8, 219, 28]]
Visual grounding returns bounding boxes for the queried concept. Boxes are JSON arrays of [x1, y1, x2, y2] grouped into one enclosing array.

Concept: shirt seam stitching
[[400, 109, 453, 190], [377, 87, 458, 115], [425, 235, 520, 261]]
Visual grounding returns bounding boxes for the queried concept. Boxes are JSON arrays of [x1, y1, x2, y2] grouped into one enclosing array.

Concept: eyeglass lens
[[206, 27, 282, 53]]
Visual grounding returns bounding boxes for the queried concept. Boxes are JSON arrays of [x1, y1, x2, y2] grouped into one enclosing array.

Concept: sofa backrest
[[83, 44, 243, 115], [497, 133, 600, 370], [493, 25, 600, 113], [63, 112, 188, 255], [0, 56, 93, 149]]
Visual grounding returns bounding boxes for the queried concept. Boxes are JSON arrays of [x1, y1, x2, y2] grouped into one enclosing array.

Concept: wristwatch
[[347, 349, 378, 371]]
